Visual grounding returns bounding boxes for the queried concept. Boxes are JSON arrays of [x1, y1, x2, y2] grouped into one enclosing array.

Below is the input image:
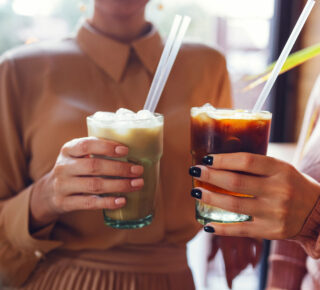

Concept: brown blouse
[[0, 22, 232, 286]]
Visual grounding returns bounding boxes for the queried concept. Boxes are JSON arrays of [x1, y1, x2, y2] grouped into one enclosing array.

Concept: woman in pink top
[[189, 124, 320, 288]]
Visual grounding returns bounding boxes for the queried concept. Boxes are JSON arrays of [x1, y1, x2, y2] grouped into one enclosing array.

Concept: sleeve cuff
[[293, 196, 320, 258], [2, 185, 63, 256]]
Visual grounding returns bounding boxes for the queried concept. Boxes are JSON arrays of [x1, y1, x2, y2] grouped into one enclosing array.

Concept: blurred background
[[2, 0, 320, 142], [1, 0, 320, 289]]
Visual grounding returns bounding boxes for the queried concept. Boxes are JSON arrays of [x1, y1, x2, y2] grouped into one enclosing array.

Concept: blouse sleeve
[[0, 54, 62, 287], [267, 240, 307, 290], [292, 127, 320, 259]]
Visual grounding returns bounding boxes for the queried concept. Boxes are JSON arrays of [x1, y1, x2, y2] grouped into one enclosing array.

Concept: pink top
[[267, 128, 320, 289]]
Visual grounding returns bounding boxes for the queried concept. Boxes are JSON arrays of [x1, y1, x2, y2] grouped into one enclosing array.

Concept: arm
[[0, 55, 144, 286], [0, 55, 62, 286]]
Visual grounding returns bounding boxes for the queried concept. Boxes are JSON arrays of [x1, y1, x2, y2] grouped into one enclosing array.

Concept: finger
[[63, 195, 126, 212], [56, 177, 144, 194], [62, 158, 144, 178], [61, 137, 129, 158], [193, 166, 268, 196], [204, 153, 282, 176], [194, 187, 261, 216], [206, 219, 266, 239]]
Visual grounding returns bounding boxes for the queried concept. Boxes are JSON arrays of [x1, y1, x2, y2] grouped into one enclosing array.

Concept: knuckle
[[229, 175, 243, 191], [88, 178, 102, 193], [282, 163, 296, 181], [229, 198, 242, 214], [87, 158, 100, 174], [104, 198, 116, 209], [78, 139, 89, 155], [275, 207, 289, 224], [52, 177, 63, 194], [242, 154, 254, 168], [51, 194, 64, 211], [60, 144, 69, 156], [83, 196, 97, 210], [53, 164, 64, 176], [275, 220, 290, 239], [118, 180, 131, 192]]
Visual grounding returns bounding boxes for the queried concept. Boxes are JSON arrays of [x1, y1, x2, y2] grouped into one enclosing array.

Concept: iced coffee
[[191, 104, 271, 224], [87, 109, 163, 229]]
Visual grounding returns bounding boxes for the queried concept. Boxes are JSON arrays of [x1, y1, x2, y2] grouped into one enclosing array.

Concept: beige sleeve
[[0, 55, 62, 287]]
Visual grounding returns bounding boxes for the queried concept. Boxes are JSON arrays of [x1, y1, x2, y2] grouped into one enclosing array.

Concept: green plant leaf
[[242, 43, 320, 92]]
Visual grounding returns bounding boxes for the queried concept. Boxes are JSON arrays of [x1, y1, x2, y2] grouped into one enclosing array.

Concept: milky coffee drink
[[87, 109, 163, 229]]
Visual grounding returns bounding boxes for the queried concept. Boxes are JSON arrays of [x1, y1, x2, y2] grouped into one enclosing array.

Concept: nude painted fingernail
[[115, 197, 126, 205], [131, 178, 144, 187], [130, 165, 144, 175], [115, 146, 128, 155]]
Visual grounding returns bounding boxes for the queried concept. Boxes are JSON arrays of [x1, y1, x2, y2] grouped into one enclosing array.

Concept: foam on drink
[[191, 103, 271, 120]]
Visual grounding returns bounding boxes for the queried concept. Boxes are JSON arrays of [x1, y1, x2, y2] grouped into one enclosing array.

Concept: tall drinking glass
[[190, 104, 272, 224], [87, 110, 163, 229]]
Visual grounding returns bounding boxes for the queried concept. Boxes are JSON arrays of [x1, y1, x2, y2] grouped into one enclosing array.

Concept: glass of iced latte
[[190, 104, 271, 224], [87, 109, 163, 229]]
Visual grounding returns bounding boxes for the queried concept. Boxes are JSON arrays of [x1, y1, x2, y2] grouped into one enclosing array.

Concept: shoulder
[[179, 42, 227, 68], [0, 37, 82, 66]]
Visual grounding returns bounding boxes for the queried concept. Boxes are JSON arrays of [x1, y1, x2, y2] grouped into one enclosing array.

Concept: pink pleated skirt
[[20, 244, 195, 290]]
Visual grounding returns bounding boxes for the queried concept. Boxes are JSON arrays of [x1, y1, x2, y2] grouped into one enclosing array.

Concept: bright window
[[0, 0, 275, 109]]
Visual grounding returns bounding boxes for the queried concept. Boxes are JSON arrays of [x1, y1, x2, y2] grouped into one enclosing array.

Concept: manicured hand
[[189, 153, 320, 239], [30, 137, 144, 230]]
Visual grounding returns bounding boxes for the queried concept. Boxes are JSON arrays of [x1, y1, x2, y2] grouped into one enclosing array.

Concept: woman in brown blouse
[[0, 0, 259, 289]]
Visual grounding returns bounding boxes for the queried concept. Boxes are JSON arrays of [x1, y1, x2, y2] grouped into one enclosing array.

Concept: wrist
[[29, 174, 59, 232]]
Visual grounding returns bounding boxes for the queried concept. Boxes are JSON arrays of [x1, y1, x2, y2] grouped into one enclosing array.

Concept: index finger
[[205, 153, 283, 176], [62, 137, 129, 158]]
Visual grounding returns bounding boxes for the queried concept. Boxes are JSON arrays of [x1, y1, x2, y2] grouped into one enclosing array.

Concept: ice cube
[[92, 111, 115, 121], [116, 108, 135, 116], [202, 103, 216, 110], [115, 108, 135, 120], [136, 110, 154, 120]]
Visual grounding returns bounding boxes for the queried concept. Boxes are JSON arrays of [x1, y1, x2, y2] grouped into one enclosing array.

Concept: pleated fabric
[[18, 245, 195, 290]]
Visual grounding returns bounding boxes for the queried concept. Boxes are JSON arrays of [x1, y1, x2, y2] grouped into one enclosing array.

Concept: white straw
[[253, 0, 316, 112], [147, 16, 191, 112], [144, 15, 182, 110]]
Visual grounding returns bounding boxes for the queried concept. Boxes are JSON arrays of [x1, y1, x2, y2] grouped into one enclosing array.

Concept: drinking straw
[[144, 15, 182, 110], [253, 0, 316, 112], [144, 15, 191, 112]]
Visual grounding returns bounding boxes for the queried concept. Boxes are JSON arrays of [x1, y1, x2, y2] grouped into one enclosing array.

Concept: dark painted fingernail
[[189, 166, 201, 177], [202, 155, 213, 166], [204, 226, 215, 233], [191, 189, 202, 199]]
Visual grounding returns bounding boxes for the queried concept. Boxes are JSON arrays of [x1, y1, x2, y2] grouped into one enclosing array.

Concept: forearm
[[0, 186, 62, 287]]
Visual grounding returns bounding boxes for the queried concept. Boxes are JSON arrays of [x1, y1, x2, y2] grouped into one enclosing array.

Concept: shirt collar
[[76, 21, 163, 82]]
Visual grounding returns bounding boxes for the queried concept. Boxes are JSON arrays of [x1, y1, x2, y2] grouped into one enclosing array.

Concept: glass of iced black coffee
[[191, 104, 271, 224]]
